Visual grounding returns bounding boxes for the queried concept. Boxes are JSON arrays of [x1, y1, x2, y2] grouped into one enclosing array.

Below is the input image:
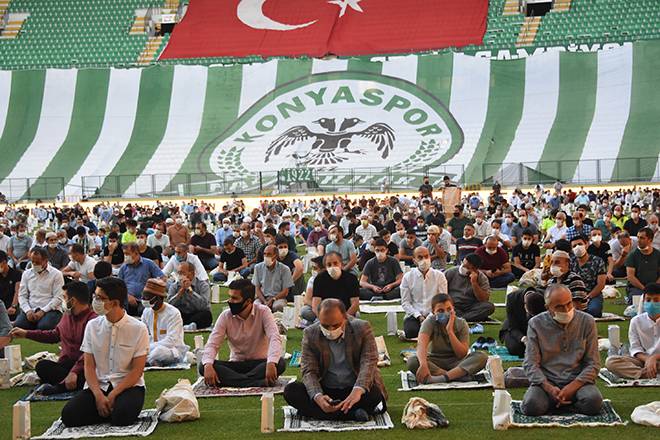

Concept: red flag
[[160, 0, 487, 60]]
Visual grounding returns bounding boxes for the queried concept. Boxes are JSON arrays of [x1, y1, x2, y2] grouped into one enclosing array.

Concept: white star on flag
[[328, 0, 364, 17]]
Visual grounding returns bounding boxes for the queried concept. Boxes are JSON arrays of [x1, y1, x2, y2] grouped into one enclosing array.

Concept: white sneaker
[[183, 323, 197, 331]]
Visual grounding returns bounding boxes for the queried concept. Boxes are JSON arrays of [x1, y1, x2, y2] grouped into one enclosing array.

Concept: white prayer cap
[[243, 216, 252, 223], [552, 250, 570, 260]]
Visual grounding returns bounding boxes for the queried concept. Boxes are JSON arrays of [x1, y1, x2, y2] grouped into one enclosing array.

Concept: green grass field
[[1, 285, 657, 439]]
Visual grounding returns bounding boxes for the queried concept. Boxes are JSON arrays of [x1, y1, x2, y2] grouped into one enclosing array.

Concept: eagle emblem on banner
[[264, 117, 395, 166]]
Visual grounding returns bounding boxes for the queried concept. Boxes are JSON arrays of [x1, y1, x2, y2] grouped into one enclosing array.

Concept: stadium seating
[[0, 0, 160, 69], [0, 0, 659, 69]]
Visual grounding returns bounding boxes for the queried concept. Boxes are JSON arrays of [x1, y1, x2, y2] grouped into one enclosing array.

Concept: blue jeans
[[488, 272, 516, 289], [15, 310, 62, 330], [198, 255, 218, 270], [586, 294, 603, 318]]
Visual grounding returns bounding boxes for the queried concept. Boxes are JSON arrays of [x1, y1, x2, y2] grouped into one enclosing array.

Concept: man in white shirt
[[606, 282, 659, 379], [400, 246, 448, 339], [147, 227, 170, 255], [0, 223, 10, 253], [162, 243, 209, 282], [61, 277, 149, 427], [473, 211, 491, 240], [140, 278, 188, 366], [354, 215, 378, 242], [62, 244, 96, 283], [543, 212, 568, 249], [15, 247, 64, 330]]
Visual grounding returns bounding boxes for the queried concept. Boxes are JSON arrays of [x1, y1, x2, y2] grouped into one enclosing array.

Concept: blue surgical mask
[[643, 301, 660, 316], [435, 312, 450, 326], [175, 254, 185, 262]]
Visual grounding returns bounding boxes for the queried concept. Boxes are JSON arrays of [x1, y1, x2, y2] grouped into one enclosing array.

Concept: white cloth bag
[[155, 379, 200, 422], [631, 401, 660, 427], [492, 390, 512, 430]]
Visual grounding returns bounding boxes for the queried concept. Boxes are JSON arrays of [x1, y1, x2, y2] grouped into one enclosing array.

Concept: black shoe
[[348, 408, 370, 422], [39, 384, 62, 396]]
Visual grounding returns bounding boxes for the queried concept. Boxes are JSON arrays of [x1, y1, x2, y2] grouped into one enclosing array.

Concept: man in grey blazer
[[283, 298, 388, 421]]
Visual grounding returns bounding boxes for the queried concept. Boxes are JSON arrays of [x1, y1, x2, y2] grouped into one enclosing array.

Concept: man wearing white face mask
[[140, 279, 187, 367], [445, 253, 495, 322], [60, 277, 149, 427], [284, 299, 387, 422], [570, 236, 606, 317], [647, 214, 660, 251], [15, 248, 64, 330], [400, 247, 448, 339], [45, 231, 70, 270], [312, 252, 359, 317], [522, 284, 602, 416], [511, 230, 540, 279], [359, 239, 403, 301], [253, 245, 293, 313], [475, 236, 515, 289], [544, 250, 589, 312], [275, 235, 305, 299]]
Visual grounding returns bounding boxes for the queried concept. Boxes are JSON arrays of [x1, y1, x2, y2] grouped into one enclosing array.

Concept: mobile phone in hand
[[329, 399, 342, 406]]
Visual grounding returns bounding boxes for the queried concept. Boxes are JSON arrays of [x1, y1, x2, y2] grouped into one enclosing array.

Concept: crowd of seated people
[[0, 183, 657, 427]]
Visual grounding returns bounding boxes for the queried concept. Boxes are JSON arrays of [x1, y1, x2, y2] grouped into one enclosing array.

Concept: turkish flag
[[160, 0, 487, 60]]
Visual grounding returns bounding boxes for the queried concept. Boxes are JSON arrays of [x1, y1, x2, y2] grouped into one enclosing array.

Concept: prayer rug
[[396, 330, 417, 342], [488, 346, 524, 362], [280, 406, 394, 432], [594, 313, 626, 322], [598, 368, 660, 387], [289, 350, 302, 368], [468, 317, 502, 325], [359, 304, 404, 314], [509, 400, 625, 428], [359, 299, 401, 305], [183, 327, 213, 333], [192, 376, 296, 398], [399, 348, 417, 361], [33, 409, 159, 439], [21, 384, 77, 402], [144, 361, 191, 371], [398, 370, 492, 391]]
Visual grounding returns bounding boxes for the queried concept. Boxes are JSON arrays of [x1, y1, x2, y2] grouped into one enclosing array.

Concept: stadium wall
[[0, 40, 659, 201]]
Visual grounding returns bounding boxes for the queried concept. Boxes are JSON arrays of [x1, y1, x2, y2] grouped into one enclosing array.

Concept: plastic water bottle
[[608, 325, 620, 349], [12, 401, 30, 440], [260, 393, 274, 433], [386, 311, 398, 336]]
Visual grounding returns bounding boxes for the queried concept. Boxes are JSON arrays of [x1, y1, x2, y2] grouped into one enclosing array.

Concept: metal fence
[[0, 165, 465, 202], [482, 157, 660, 187], [1, 156, 659, 202]]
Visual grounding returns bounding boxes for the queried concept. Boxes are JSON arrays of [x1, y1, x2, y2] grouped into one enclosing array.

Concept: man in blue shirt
[[118, 243, 164, 316]]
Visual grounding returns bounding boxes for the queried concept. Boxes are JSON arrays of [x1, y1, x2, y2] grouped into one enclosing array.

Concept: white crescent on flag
[[237, 0, 364, 31], [237, 0, 317, 31]]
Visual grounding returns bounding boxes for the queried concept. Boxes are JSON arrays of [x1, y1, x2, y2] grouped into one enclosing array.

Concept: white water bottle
[[211, 284, 220, 303], [260, 393, 274, 433], [12, 401, 30, 440], [194, 335, 204, 351], [608, 325, 620, 349], [386, 311, 398, 336]]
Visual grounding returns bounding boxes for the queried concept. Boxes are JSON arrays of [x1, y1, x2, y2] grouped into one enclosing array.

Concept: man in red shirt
[[11, 281, 96, 395], [474, 236, 515, 289]]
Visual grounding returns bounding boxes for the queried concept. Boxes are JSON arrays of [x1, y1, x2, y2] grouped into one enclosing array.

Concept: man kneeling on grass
[[61, 277, 149, 427], [522, 284, 603, 416], [141, 278, 188, 367], [284, 298, 387, 421], [606, 282, 659, 379], [201, 279, 285, 388], [407, 294, 488, 384], [10, 281, 96, 395]]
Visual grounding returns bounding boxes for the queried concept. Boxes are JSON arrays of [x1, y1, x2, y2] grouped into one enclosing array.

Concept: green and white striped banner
[[0, 40, 659, 200]]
